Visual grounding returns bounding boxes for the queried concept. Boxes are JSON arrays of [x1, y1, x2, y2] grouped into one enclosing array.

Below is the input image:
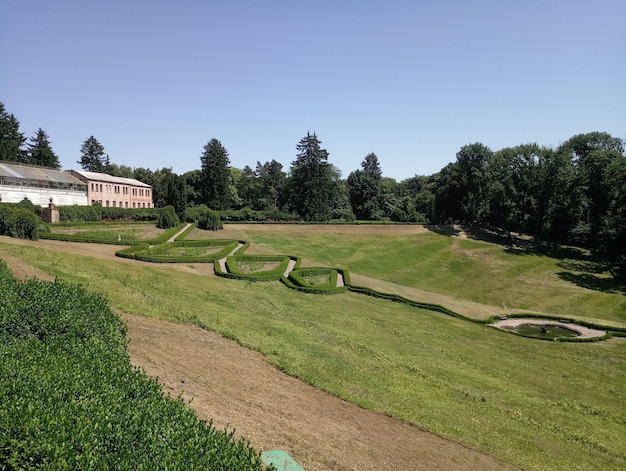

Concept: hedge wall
[[0, 260, 271, 470]]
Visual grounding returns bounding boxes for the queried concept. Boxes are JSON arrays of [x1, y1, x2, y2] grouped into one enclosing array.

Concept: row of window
[[91, 200, 151, 208], [90, 183, 150, 198]]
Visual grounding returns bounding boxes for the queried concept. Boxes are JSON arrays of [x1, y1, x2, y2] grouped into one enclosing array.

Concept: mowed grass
[[1, 226, 626, 471], [222, 224, 626, 324]]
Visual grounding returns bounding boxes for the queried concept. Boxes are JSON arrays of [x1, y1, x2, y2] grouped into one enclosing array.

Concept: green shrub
[[198, 208, 223, 231], [5, 207, 41, 240], [157, 205, 180, 229], [0, 261, 271, 470]]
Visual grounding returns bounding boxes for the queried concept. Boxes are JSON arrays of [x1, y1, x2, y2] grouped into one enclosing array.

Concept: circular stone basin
[[509, 323, 580, 339]]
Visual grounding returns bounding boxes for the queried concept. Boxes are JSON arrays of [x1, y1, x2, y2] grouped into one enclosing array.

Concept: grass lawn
[[1, 224, 625, 471], [222, 224, 626, 324]]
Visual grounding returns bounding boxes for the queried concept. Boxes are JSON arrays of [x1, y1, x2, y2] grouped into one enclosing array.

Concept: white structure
[[0, 161, 88, 206]]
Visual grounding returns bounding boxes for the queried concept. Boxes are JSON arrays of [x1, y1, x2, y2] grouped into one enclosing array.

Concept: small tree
[[197, 207, 223, 231], [156, 205, 179, 229]]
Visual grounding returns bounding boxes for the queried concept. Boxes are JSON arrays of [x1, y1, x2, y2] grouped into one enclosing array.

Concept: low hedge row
[[117, 239, 244, 263], [283, 268, 349, 295], [39, 223, 186, 246], [219, 209, 299, 222], [215, 255, 299, 281], [58, 205, 158, 222], [0, 260, 270, 470]]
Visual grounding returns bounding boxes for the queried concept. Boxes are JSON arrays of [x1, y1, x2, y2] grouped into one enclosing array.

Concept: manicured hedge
[[283, 267, 349, 295], [219, 209, 299, 222], [215, 255, 299, 281], [0, 261, 270, 470], [39, 223, 186, 246], [57, 205, 158, 222], [120, 239, 242, 263]]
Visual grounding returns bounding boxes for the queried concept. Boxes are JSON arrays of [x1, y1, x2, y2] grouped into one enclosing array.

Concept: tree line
[[1, 101, 625, 275]]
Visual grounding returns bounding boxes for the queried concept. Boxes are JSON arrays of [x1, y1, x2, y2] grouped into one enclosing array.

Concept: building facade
[[69, 170, 153, 208], [0, 161, 88, 206]]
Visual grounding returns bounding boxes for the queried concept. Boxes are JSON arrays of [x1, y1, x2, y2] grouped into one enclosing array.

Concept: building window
[[106, 200, 109, 207], [125, 201, 128, 208]]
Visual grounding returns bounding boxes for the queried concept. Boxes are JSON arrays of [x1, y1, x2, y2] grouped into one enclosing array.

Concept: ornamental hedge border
[[283, 267, 349, 295], [215, 255, 300, 282], [116, 239, 243, 263], [39, 223, 186, 246], [29, 220, 626, 342]]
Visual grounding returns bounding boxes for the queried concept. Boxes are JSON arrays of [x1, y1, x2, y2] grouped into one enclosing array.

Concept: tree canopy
[[200, 138, 231, 210], [78, 136, 109, 173], [26, 128, 60, 168]]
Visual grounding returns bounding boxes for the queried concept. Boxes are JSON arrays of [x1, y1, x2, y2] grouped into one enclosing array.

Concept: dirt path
[[123, 313, 519, 471], [0, 236, 520, 470]]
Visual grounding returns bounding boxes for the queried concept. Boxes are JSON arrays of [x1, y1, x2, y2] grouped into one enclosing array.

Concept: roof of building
[[69, 170, 151, 188], [0, 161, 86, 186]]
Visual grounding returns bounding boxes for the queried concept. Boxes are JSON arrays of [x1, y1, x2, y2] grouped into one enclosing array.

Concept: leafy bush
[[157, 205, 180, 229], [0, 261, 271, 470], [198, 208, 223, 231], [0, 203, 43, 240]]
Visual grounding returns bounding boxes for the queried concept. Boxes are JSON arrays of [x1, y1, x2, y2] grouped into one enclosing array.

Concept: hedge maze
[[34, 222, 626, 341]]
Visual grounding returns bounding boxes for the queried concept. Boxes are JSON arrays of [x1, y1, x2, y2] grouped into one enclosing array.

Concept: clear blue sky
[[2, 0, 625, 181]]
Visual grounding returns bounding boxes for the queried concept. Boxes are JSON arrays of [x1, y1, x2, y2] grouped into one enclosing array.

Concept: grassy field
[[1, 223, 625, 471], [204, 224, 626, 325]]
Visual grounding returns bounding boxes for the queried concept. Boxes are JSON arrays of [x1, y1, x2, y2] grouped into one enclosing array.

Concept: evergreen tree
[[257, 159, 285, 211], [0, 102, 27, 162], [200, 138, 231, 210], [26, 128, 60, 168], [78, 136, 108, 172], [288, 132, 333, 221]]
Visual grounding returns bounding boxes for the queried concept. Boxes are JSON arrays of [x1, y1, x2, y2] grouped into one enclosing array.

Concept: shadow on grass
[[557, 271, 626, 294], [425, 225, 462, 237], [426, 225, 626, 295]]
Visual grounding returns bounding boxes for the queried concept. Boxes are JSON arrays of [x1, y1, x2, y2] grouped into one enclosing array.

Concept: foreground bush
[[0, 261, 270, 470], [0, 203, 42, 240]]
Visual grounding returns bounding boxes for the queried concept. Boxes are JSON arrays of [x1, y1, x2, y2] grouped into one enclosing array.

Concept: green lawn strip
[[2, 242, 625, 471], [241, 228, 626, 324]]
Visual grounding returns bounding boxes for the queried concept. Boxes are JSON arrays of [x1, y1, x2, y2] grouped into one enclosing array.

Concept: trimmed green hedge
[[283, 268, 349, 295], [57, 205, 158, 222], [0, 260, 271, 470], [215, 255, 299, 281], [121, 239, 242, 263], [39, 223, 186, 246]]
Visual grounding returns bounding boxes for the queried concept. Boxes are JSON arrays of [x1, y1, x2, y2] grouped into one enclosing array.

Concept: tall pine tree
[[26, 128, 60, 168], [200, 138, 231, 210], [289, 132, 333, 221], [79, 136, 109, 172], [0, 102, 27, 162]]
